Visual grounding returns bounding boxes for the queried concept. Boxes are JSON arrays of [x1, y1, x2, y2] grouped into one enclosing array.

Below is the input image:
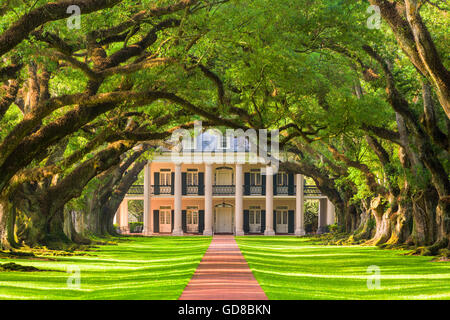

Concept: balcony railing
[[276, 185, 289, 195], [249, 185, 263, 195], [213, 185, 235, 195], [127, 185, 144, 194], [152, 184, 172, 195], [304, 185, 322, 196], [186, 185, 200, 195], [126, 184, 321, 196]]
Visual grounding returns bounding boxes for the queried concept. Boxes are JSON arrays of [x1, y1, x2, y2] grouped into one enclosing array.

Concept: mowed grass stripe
[[0, 236, 211, 300], [235, 236, 450, 300]]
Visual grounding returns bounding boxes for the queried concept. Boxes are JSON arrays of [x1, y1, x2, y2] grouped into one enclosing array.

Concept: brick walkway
[[179, 235, 267, 300]]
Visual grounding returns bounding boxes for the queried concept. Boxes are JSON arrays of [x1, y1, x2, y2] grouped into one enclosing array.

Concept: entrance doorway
[[214, 205, 233, 233]]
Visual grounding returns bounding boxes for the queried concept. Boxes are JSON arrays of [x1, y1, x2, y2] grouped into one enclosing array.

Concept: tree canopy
[[0, 0, 448, 254]]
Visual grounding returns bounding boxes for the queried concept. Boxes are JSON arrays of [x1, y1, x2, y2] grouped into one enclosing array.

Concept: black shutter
[[244, 173, 250, 195], [153, 172, 160, 195], [288, 210, 294, 233], [182, 210, 187, 232], [171, 172, 175, 195], [182, 172, 187, 195], [273, 210, 277, 233], [153, 210, 159, 233], [261, 210, 266, 233], [243, 210, 250, 233], [198, 210, 205, 234], [288, 173, 295, 195], [262, 175, 266, 195], [273, 174, 278, 195], [198, 172, 205, 195], [171, 210, 174, 231]]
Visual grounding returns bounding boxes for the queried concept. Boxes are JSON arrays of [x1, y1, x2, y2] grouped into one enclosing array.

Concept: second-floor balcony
[[128, 184, 321, 196]]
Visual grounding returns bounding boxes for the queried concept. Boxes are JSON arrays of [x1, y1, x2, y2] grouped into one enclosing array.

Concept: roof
[[159, 131, 254, 153]]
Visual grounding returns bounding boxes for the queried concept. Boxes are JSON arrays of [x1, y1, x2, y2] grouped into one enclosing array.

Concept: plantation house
[[115, 132, 335, 235]]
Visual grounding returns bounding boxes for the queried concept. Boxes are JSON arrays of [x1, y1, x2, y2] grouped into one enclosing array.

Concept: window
[[193, 212, 198, 224], [192, 212, 198, 224], [277, 206, 288, 224], [218, 135, 231, 149], [186, 206, 198, 232], [160, 206, 171, 224], [160, 169, 171, 185], [249, 206, 261, 224], [277, 172, 288, 186], [250, 169, 261, 185], [187, 206, 198, 225], [187, 169, 198, 185]]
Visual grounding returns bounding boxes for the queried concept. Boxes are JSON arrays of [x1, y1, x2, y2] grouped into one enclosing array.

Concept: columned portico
[[172, 163, 183, 236], [295, 174, 306, 236], [143, 161, 152, 235], [235, 163, 244, 236], [203, 163, 213, 235], [118, 149, 336, 236], [264, 166, 275, 236]]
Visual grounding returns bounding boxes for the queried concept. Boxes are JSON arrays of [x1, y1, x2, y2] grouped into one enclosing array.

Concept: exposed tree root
[[0, 262, 41, 272]]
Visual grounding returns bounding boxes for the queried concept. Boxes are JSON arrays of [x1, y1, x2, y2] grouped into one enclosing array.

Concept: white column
[[114, 207, 120, 227], [172, 163, 183, 236], [295, 174, 306, 236], [204, 163, 213, 235], [327, 198, 335, 225], [235, 163, 244, 236], [119, 200, 129, 233], [143, 161, 152, 235], [317, 198, 328, 234], [264, 166, 275, 235]]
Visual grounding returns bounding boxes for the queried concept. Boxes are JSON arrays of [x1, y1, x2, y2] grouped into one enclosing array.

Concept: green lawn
[[2, 235, 449, 300], [235, 236, 450, 300], [0, 236, 211, 300]]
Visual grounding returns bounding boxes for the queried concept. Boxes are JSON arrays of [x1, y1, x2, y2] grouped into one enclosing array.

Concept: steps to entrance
[[179, 235, 268, 300]]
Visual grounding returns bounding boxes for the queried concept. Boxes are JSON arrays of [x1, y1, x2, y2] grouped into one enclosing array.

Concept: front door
[[160, 208, 172, 233], [249, 208, 261, 233], [215, 207, 232, 233], [187, 208, 199, 233], [276, 209, 288, 233]]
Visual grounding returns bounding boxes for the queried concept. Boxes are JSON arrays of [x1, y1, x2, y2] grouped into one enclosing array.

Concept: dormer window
[[218, 135, 230, 150]]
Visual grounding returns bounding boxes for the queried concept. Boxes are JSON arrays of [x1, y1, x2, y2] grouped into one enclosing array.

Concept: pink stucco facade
[[116, 153, 335, 236]]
